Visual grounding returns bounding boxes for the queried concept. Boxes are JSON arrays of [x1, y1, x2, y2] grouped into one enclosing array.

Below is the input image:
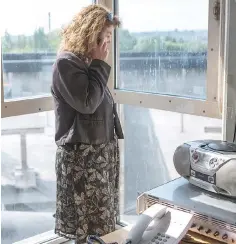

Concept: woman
[[51, 4, 124, 244]]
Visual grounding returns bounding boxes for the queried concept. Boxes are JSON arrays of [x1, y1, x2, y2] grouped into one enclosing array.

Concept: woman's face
[[99, 25, 113, 45]]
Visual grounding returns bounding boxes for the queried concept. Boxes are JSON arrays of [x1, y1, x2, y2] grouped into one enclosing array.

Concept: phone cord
[[87, 235, 118, 244], [233, 116, 236, 142]]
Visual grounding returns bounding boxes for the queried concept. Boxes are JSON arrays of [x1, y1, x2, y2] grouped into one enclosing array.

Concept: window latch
[[213, 0, 220, 21]]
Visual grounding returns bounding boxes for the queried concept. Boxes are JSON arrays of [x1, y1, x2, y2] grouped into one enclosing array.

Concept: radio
[[173, 140, 236, 197]]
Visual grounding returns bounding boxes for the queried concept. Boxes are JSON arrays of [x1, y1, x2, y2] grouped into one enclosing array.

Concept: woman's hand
[[91, 39, 109, 61]]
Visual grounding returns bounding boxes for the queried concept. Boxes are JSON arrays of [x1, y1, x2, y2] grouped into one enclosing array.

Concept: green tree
[[2, 30, 13, 52], [17, 35, 27, 50], [33, 28, 49, 50], [1, 27, 207, 54], [133, 36, 161, 52], [185, 41, 207, 52], [119, 29, 137, 51], [48, 29, 61, 51], [163, 41, 185, 51], [164, 36, 177, 43]]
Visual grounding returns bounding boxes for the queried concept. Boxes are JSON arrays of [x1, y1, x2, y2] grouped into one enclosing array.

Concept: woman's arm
[[55, 58, 111, 114]]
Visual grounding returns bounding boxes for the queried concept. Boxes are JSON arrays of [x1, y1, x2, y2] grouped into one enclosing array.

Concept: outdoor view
[[1, 0, 222, 243]]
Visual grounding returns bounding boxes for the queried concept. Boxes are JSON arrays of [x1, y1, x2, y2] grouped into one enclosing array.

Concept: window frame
[[1, 40, 55, 118], [110, 0, 222, 119], [1, 1, 95, 244], [222, 0, 236, 142], [0, 1, 96, 118]]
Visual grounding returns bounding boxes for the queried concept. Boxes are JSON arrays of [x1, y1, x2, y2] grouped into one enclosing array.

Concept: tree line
[[2, 28, 207, 53]]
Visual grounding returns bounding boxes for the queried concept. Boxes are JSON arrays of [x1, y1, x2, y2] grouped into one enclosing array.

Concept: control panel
[[142, 195, 236, 244], [189, 218, 236, 243], [189, 146, 228, 175]]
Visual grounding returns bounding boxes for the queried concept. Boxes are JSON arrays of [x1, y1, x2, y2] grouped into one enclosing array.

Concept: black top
[[207, 141, 236, 152], [51, 51, 124, 146]]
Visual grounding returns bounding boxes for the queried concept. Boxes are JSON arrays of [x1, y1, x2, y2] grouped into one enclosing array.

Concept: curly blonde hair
[[59, 4, 120, 59]]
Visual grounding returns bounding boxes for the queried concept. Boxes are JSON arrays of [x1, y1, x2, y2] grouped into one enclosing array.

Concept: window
[[1, 0, 92, 117], [114, 0, 224, 225], [1, 112, 57, 244], [1, 1, 93, 243], [118, 104, 222, 224], [113, 0, 221, 118]]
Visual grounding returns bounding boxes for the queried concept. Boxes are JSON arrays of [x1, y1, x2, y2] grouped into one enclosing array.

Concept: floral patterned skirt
[[55, 138, 120, 244]]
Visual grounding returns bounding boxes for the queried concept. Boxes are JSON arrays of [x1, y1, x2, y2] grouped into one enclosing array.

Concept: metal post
[[222, 0, 236, 142], [180, 113, 184, 133], [48, 12, 51, 32], [20, 133, 28, 170]]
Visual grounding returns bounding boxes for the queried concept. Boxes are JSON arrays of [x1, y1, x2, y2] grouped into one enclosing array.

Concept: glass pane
[[1, 111, 57, 243], [119, 104, 222, 224], [117, 0, 209, 99], [1, 0, 92, 101]]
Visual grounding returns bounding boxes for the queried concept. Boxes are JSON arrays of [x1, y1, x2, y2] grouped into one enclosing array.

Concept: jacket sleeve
[[55, 58, 111, 114]]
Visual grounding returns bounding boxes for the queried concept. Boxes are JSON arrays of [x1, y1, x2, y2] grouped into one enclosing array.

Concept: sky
[[0, 0, 208, 36]]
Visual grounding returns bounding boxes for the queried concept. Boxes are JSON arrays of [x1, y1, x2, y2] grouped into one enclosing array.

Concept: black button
[[198, 226, 204, 231], [222, 234, 228, 240]]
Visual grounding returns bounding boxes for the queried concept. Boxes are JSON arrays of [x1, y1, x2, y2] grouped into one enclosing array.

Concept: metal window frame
[[222, 0, 236, 142], [109, 0, 223, 119], [1, 1, 96, 118], [1, 0, 223, 119], [1, 1, 96, 244], [1, 40, 54, 118]]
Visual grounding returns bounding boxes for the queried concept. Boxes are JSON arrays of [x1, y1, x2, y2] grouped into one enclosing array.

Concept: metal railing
[[2, 51, 207, 73]]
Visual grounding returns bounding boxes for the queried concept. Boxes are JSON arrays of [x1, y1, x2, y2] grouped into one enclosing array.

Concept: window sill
[[13, 231, 67, 244], [13, 225, 124, 244]]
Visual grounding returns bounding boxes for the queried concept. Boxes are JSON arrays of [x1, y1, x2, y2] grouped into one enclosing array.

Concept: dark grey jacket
[[51, 51, 124, 146]]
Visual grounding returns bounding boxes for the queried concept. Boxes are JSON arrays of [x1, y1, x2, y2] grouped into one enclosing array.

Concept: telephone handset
[[124, 204, 167, 244], [123, 203, 194, 244]]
